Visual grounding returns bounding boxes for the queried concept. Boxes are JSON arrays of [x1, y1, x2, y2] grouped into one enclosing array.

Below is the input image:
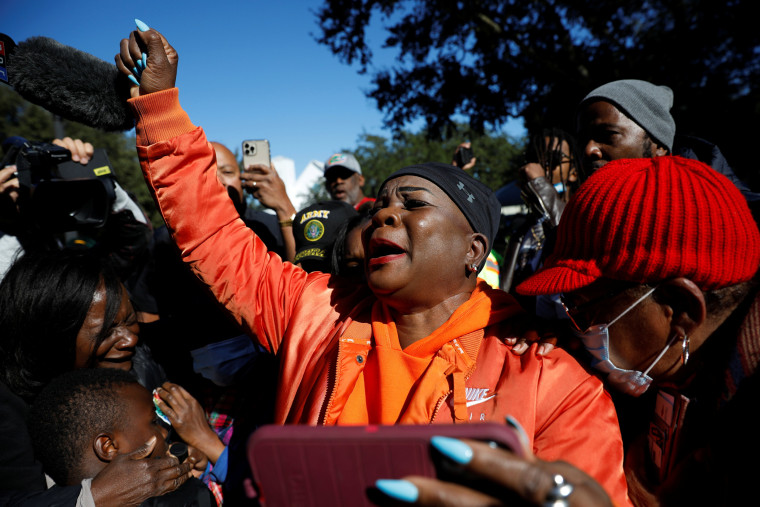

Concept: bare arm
[[155, 383, 225, 465]]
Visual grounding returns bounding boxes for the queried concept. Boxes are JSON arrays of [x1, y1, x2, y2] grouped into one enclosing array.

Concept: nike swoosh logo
[[466, 394, 496, 407]]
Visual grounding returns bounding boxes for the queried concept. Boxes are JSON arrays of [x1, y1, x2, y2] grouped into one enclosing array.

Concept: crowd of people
[[1, 20, 758, 507]]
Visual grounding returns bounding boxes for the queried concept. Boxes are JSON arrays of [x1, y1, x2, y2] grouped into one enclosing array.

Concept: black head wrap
[[380, 162, 501, 268]]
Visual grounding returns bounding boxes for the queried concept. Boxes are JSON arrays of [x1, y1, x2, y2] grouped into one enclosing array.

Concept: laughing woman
[[116, 23, 631, 506], [0, 251, 193, 505]]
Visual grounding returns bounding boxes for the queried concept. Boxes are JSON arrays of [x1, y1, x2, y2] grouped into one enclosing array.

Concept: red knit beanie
[[516, 156, 760, 295]]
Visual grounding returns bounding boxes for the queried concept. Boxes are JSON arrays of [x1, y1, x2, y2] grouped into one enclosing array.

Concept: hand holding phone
[[375, 434, 605, 507]]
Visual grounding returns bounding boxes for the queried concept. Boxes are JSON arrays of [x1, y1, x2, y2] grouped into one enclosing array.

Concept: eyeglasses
[[560, 282, 642, 333]]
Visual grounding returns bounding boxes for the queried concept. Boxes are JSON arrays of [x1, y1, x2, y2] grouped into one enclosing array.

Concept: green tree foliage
[[300, 124, 523, 211], [354, 125, 523, 198], [315, 0, 760, 187], [0, 85, 55, 141], [0, 86, 161, 226]]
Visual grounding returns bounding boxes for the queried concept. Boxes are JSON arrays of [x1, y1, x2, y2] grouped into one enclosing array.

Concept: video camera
[[2, 137, 116, 232]]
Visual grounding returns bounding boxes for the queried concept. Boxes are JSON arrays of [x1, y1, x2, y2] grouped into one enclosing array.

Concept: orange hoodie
[[337, 283, 520, 424]]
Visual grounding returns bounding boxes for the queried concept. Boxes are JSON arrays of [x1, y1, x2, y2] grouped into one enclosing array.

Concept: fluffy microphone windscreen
[[9, 36, 134, 132]]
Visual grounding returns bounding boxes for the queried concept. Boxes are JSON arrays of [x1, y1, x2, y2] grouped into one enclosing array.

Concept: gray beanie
[[580, 79, 675, 152]]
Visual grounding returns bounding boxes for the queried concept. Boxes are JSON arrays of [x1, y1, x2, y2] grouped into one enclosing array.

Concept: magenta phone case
[[247, 423, 522, 506]]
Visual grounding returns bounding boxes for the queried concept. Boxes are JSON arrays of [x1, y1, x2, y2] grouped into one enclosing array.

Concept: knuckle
[[518, 465, 548, 502]]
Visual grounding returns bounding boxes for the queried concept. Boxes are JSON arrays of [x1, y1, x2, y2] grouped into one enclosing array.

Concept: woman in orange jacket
[[116, 23, 629, 506]]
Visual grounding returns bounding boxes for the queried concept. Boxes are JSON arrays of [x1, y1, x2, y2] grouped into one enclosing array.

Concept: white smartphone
[[242, 139, 271, 169]]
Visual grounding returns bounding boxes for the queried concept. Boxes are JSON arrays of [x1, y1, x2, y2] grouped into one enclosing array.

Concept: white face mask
[[572, 286, 677, 397]]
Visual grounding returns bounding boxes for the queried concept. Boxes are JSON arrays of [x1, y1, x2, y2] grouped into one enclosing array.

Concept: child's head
[[28, 368, 169, 485]]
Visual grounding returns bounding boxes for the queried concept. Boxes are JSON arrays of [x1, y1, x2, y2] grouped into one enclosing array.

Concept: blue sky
[[1, 0, 524, 174]]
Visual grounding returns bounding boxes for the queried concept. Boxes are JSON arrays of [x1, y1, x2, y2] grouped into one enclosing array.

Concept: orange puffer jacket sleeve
[[129, 89, 373, 422]]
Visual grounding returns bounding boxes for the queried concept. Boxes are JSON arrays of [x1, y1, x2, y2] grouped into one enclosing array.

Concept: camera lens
[[169, 442, 188, 463]]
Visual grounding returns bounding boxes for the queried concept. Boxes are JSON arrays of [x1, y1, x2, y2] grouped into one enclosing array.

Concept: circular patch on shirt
[[304, 219, 325, 242]]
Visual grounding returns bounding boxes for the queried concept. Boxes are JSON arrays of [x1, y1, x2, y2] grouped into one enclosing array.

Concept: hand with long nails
[[374, 418, 611, 506], [115, 19, 178, 97]]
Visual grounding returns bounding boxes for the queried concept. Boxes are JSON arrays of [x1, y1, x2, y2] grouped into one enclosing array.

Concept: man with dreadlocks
[[501, 128, 583, 304]]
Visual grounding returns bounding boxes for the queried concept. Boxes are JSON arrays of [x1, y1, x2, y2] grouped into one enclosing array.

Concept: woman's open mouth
[[368, 239, 406, 267]]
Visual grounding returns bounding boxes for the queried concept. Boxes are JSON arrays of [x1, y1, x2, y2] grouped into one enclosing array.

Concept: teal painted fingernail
[[127, 74, 140, 86], [430, 436, 473, 464], [505, 414, 524, 431], [135, 19, 150, 32], [132, 66, 141, 76], [506, 415, 530, 448], [375, 480, 418, 503], [505, 415, 527, 437], [142, 53, 147, 68]]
